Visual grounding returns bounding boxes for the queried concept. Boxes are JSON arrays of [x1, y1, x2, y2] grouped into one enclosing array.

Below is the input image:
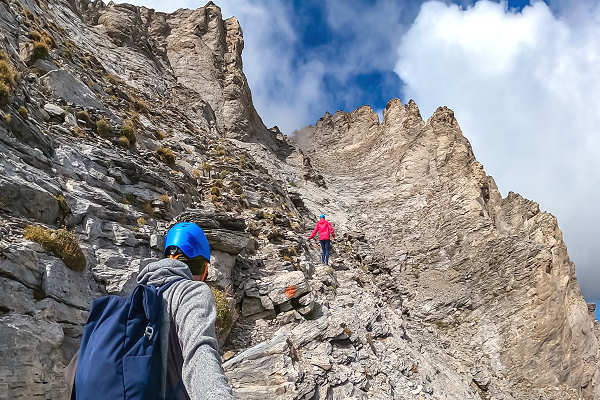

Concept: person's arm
[[168, 281, 233, 399], [329, 222, 335, 239], [309, 224, 318, 240]]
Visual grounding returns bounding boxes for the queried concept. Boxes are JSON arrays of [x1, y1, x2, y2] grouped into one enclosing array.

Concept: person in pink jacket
[[309, 214, 335, 265]]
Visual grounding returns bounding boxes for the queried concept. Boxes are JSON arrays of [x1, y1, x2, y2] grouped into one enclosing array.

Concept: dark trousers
[[320, 240, 330, 265]]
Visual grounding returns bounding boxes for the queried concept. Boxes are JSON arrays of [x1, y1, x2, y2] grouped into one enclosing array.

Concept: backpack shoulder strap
[[65, 351, 78, 400]]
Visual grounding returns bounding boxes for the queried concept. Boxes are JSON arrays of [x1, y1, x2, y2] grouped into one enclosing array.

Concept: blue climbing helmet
[[164, 222, 211, 261], [320, 214, 325, 219]]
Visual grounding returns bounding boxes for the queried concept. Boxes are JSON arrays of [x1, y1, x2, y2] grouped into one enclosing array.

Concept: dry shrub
[[0, 51, 16, 102], [76, 110, 90, 123], [124, 193, 136, 205], [96, 118, 111, 137], [32, 41, 49, 61], [73, 125, 85, 138], [121, 121, 136, 145], [18, 106, 28, 119], [142, 201, 154, 216], [132, 97, 148, 113], [215, 145, 226, 157], [156, 146, 175, 165], [0, 81, 10, 99], [210, 287, 233, 337], [231, 181, 243, 195], [29, 30, 42, 41], [53, 194, 70, 215], [105, 73, 122, 85], [117, 135, 130, 147], [24, 225, 86, 271], [202, 162, 211, 177], [23, 9, 35, 22]]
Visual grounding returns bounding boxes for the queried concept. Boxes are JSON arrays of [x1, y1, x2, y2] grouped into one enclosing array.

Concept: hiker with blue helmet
[[309, 214, 335, 265], [68, 222, 233, 399], [137, 222, 233, 399]]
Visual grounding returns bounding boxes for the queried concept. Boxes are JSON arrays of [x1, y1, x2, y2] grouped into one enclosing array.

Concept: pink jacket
[[310, 219, 335, 240]]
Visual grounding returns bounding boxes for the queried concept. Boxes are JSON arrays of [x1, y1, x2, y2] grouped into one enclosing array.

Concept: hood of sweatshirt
[[137, 258, 193, 287]]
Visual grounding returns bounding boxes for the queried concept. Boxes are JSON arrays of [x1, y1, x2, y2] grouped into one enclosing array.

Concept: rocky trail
[[0, 1, 598, 399]]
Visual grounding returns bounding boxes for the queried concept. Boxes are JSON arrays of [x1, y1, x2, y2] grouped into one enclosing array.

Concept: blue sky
[[266, 0, 541, 120], [123, 0, 600, 317]]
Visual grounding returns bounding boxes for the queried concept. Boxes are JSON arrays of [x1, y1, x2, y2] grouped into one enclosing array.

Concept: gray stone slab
[[41, 70, 105, 110]]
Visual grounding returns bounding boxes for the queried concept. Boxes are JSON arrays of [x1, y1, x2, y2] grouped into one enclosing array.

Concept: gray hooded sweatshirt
[[137, 258, 234, 399]]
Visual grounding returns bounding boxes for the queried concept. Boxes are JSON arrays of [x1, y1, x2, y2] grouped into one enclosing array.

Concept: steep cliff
[[0, 1, 597, 399], [291, 101, 600, 398]]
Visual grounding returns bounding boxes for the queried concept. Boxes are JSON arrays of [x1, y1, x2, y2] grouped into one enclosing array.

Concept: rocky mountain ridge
[[0, 1, 598, 399]]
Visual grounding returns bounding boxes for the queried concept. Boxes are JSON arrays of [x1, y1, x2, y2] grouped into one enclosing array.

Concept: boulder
[[0, 245, 43, 288], [2, 115, 54, 157], [241, 296, 264, 317], [296, 291, 315, 316], [0, 180, 62, 225], [43, 103, 66, 121], [204, 229, 254, 255], [0, 277, 36, 314], [208, 250, 236, 289], [266, 270, 311, 306]]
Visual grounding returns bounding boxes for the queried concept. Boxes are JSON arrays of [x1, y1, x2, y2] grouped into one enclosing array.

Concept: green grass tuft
[[96, 118, 111, 137], [31, 41, 49, 61]]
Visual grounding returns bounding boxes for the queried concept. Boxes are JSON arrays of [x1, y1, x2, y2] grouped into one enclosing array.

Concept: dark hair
[[165, 246, 209, 276]]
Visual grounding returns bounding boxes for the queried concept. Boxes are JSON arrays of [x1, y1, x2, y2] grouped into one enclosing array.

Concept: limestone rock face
[[0, 0, 597, 399], [294, 100, 600, 399], [69, 0, 277, 146]]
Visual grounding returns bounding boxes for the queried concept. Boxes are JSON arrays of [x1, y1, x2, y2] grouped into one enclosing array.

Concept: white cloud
[[395, 0, 600, 300], [220, 0, 416, 133], [322, 0, 410, 78]]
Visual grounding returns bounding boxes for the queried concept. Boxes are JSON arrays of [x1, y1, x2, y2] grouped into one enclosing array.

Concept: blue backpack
[[70, 280, 180, 400]]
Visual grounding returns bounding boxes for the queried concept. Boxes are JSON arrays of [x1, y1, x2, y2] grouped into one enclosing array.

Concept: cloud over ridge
[[396, 0, 600, 300]]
